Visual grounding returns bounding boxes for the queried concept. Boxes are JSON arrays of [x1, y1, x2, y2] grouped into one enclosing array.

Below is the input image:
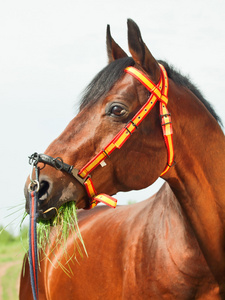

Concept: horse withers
[[20, 19, 225, 299]]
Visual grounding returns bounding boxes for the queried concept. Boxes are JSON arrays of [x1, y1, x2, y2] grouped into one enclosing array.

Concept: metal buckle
[[71, 168, 90, 185]]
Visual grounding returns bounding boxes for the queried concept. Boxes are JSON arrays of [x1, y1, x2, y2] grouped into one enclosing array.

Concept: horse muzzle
[[24, 167, 88, 221]]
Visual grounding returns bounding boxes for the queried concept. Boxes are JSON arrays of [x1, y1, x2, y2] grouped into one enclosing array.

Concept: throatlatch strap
[[84, 177, 117, 209], [94, 194, 117, 208], [29, 190, 39, 300], [159, 102, 174, 176]]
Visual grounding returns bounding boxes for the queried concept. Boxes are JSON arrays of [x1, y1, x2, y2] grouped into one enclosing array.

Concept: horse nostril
[[38, 180, 50, 200]]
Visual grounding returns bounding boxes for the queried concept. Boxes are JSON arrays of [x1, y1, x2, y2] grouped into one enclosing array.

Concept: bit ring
[[28, 180, 40, 192]]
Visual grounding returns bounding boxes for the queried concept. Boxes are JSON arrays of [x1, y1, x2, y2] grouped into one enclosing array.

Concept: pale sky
[[0, 0, 225, 233]]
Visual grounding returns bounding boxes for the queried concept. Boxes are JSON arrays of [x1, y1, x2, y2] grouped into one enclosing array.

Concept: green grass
[[0, 226, 27, 300], [18, 201, 86, 276], [0, 226, 28, 259], [0, 242, 24, 263], [1, 261, 22, 300], [28, 201, 86, 263]]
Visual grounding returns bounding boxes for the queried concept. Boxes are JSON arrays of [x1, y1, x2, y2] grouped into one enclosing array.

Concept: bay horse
[[20, 19, 225, 299]]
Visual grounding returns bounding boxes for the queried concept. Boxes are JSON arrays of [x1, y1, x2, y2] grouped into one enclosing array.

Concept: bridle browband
[[29, 64, 174, 210]]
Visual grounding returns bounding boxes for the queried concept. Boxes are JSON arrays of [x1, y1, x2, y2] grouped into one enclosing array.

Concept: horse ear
[[127, 19, 160, 83], [106, 25, 128, 63]]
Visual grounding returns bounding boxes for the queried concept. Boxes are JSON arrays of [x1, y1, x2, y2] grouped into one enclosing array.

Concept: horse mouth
[[25, 202, 60, 221], [25, 196, 76, 222], [25, 194, 89, 222], [37, 207, 59, 221]]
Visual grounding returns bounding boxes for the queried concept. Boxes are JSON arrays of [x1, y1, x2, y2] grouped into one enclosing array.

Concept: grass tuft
[[20, 201, 86, 273]]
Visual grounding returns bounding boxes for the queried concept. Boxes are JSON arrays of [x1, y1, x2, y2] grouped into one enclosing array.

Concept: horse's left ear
[[106, 25, 128, 63], [127, 19, 161, 83]]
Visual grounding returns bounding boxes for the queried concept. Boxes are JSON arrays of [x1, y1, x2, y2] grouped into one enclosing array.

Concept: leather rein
[[29, 64, 174, 210]]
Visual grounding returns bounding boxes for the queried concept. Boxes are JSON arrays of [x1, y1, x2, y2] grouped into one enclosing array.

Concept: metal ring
[[28, 180, 40, 192], [53, 157, 64, 170]]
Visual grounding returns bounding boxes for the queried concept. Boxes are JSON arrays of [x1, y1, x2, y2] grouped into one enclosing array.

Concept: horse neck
[[165, 84, 225, 288]]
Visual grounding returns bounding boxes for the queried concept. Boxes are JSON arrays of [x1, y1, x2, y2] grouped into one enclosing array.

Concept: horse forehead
[[110, 72, 140, 94], [103, 72, 144, 105]]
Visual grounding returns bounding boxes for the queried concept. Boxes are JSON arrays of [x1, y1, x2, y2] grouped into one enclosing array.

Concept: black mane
[[158, 60, 222, 125], [80, 57, 134, 110], [80, 57, 222, 125]]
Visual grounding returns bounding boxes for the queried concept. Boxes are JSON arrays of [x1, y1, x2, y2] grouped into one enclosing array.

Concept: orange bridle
[[71, 64, 174, 209]]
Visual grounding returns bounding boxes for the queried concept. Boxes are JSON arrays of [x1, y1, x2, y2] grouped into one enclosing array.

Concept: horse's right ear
[[106, 25, 128, 63]]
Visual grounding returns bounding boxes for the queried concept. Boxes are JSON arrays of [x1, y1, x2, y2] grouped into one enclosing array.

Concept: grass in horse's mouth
[[20, 201, 87, 274]]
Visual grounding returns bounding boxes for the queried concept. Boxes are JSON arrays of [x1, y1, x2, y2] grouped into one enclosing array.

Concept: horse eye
[[110, 105, 126, 117]]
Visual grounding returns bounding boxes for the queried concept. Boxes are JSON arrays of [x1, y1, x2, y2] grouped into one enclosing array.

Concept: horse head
[[24, 19, 173, 220]]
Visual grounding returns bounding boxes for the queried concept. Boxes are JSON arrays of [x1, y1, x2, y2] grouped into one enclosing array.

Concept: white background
[[0, 0, 225, 234]]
